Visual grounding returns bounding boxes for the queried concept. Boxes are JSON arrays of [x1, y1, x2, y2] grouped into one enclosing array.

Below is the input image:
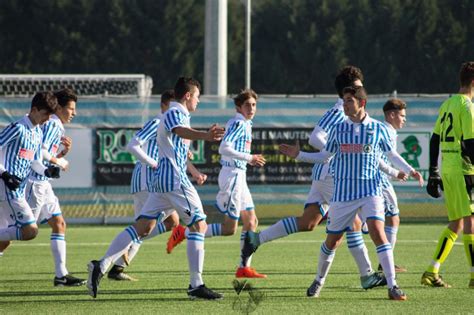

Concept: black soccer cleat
[[187, 284, 223, 300], [54, 274, 87, 287], [87, 260, 104, 298]]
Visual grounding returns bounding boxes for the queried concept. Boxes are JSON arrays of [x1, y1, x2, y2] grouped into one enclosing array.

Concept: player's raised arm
[[173, 124, 224, 142]]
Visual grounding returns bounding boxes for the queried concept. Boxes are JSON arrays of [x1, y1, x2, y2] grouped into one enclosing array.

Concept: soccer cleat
[[306, 279, 323, 297], [469, 279, 474, 289], [360, 271, 387, 290], [167, 225, 186, 254], [54, 274, 87, 287], [388, 285, 407, 301], [243, 231, 260, 257], [420, 271, 451, 288], [378, 263, 407, 273], [235, 267, 267, 278], [108, 271, 138, 281], [87, 260, 104, 298], [187, 284, 223, 300]]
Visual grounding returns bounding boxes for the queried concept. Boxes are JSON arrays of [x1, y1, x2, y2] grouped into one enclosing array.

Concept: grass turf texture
[[0, 223, 472, 314]]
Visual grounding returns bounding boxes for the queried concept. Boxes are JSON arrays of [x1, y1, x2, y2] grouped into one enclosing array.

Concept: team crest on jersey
[[363, 144, 372, 153]]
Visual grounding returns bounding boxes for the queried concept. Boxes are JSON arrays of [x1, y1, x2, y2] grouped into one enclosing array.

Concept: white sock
[[187, 232, 205, 288], [0, 226, 21, 241], [114, 242, 142, 268], [205, 224, 222, 237], [384, 225, 398, 251], [51, 233, 68, 277], [377, 243, 396, 288], [99, 226, 138, 274], [240, 231, 252, 267], [316, 242, 336, 285], [259, 217, 298, 244], [346, 231, 372, 276]]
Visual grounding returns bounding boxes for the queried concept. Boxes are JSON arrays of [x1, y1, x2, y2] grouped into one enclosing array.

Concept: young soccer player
[[107, 90, 206, 281], [167, 89, 267, 278], [294, 86, 422, 300], [21, 88, 85, 286], [87, 77, 225, 300], [0, 92, 60, 243], [422, 61, 474, 289], [243, 66, 386, 289]]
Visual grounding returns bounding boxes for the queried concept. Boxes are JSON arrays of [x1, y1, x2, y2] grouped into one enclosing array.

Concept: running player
[[422, 61, 474, 289], [87, 77, 225, 300], [167, 89, 267, 278]]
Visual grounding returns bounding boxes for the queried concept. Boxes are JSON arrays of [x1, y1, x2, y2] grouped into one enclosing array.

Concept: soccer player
[[107, 90, 206, 281], [422, 61, 474, 289], [0, 92, 60, 243], [294, 86, 422, 300], [87, 77, 225, 300], [243, 66, 386, 289], [167, 89, 267, 278], [377, 98, 409, 273]]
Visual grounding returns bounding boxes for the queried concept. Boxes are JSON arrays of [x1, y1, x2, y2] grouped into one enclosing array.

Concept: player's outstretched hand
[[426, 167, 443, 198], [206, 124, 225, 141], [1, 171, 22, 190], [192, 172, 208, 185], [410, 170, 424, 187], [45, 165, 61, 179], [396, 171, 408, 181], [279, 142, 300, 159], [249, 154, 266, 167]]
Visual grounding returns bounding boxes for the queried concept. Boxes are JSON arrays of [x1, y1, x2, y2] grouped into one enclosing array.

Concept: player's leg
[[0, 241, 10, 256], [462, 175, 474, 288], [362, 196, 406, 300], [0, 198, 38, 241], [237, 208, 266, 278], [0, 210, 12, 255]]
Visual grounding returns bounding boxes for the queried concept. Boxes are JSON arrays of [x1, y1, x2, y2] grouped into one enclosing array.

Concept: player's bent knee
[[21, 227, 39, 240]]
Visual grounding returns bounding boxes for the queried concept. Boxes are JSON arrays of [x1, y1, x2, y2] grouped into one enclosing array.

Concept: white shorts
[[133, 190, 149, 217], [326, 195, 385, 234], [0, 201, 14, 227], [26, 179, 61, 224], [382, 184, 399, 217], [304, 176, 333, 216], [215, 167, 254, 220], [0, 198, 36, 226], [140, 185, 206, 227]]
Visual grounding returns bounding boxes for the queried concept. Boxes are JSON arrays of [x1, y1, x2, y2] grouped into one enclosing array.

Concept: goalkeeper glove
[[426, 166, 443, 198], [44, 165, 61, 179], [1, 171, 22, 190]]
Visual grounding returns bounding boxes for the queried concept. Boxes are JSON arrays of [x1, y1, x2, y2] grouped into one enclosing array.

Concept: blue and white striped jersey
[[130, 117, 160, 194], [312, 99, 345, 181], [220, 113, 252, 170], [0, 115, 43, 200], [154, 102, 192, 192], [31, 115, 65, 181], [380, 121, 398, 189], [325, 115, 393, 202]]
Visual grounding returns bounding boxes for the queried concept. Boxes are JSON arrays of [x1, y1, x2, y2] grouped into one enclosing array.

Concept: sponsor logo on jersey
[[340, 143, 364, 153], [18, 148, 34, 160]]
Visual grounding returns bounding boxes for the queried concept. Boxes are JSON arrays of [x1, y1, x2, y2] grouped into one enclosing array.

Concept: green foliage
[[0, 0, 472, 94], [0, 224, 472, 314]]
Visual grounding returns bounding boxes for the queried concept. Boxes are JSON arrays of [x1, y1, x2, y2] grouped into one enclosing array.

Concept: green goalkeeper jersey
[[433, 94, 474, 175]]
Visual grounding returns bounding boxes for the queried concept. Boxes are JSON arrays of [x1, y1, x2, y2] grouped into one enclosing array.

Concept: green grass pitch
[[0, 223, 472, 314]]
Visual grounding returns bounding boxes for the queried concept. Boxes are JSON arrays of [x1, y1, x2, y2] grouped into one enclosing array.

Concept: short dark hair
[[234, 89, 258, 107], [174, 77, 201, 100], [31, 91, 58, 113], [335, 66, 364, 97], [161, 89, 174, 104], [342, 85, 368, 103], [54, 88, 77, 107], [383, 98, 407, 113], [459, 61, 474, 87]]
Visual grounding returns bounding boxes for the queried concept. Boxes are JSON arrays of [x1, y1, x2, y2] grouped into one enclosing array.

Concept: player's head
[[335, 65, 364, 98], [54, 88, 77, 124], [383, 98, 407, 130], [459, 61, 474, 88], [174, 77, 201, 112], [234, 89, 258, 120], [30, 91, 58, 125], [342, 85, 367, 118], [160, 89, 174, 113]]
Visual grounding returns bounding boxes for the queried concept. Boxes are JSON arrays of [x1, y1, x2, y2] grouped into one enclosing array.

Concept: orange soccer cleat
[[166, 225, 186, 254], [235, 267, 267, 278]]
